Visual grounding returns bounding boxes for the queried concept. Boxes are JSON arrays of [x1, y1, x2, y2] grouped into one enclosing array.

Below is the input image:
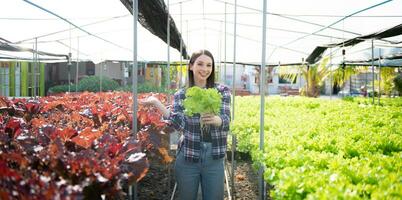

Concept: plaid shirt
[[166, 84, 231, 162]]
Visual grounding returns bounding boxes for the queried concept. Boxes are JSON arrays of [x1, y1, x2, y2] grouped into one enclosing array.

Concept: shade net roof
[[0, 38, 67, 60], [0, 0, 401, 65], [306, 23, 402, 64], [120, 0, 189, 59]]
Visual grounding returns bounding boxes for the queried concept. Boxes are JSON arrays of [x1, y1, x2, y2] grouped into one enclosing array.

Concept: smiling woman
[[188, 49, 215, 88], [140, 49, 232, 200]]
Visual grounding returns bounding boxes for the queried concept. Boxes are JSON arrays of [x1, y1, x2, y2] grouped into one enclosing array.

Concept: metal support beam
[[231, 0, 238, 198], [76, 37, 79, 92], [167, 0, 171, 100], [34, 37, 38, 96], [224, 2, 227, 85], [259, 0, 268, 199], [100, 62, 103, 92], [68, 52, 71, 92], [129, 0, 139, 199], [371, 40, 375, 104], [179, 2, 183, 88], [378, 48, 381, 104]]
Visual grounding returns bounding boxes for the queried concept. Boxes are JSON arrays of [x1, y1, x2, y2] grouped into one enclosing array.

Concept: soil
[[224, 161, 260, 200], [132, 152, 265, 200]]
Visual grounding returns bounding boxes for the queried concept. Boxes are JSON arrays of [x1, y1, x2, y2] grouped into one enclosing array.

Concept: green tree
[[77, 76, 119, 92], [279, 58, 366, 97], [279, 58, 330, 97], [331, 65, 365, 91], [394, 73, 402, 96], [376, 67, 397, 96]]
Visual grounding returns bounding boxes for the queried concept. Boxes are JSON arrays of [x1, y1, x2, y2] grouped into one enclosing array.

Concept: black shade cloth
[[345, 53, 402, 65], [0, 56, 67, 61], [306, 23, 402, 64], [0, 41, 68, 58], [306, 46, 327, 64], [120, 0, 189, 59], [331, 24, 402, 47]]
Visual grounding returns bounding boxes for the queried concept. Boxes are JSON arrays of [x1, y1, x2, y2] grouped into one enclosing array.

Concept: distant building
[[45, 61, 95, 92], [95, 60, 187, 89], [218, 63, 304, 95], [0, 60, 97, 97], [0, 61, 45, 97], [95, 60, 146, 86]]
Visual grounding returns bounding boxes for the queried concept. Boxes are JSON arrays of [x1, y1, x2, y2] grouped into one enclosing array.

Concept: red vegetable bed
[[0, 92, 172, 199]]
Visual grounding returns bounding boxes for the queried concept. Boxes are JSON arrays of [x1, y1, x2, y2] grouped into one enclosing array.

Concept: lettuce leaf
[[183, 86, 222, 116]]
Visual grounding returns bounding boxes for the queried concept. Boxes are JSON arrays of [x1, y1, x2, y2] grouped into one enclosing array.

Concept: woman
[[140, 49, 231, 200]]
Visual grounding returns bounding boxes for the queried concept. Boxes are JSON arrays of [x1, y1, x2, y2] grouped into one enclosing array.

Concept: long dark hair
[[188, 49, 215, 88]]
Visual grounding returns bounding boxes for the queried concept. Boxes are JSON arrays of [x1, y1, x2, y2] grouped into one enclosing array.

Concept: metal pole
[[68, 25, 71, 93], [371, 40, 375, 104], [329, 36, 334, 99], [341, 49, 346, 98], [299, 58, 303, 94], [232, 0, 237, 119], [100, 61, 103, 92], [224, 2, 227, 85], [167, 0, 171, 99], [378, 48, 381, 104], [130, 0, 139, 199], [224, 164, 232, 200], [35, 40, 39, 96], [132, 0, 138, 137], [330, 46, 333, 99], [76, 37, 79, 92], [260, 0, 268, 199], [231, 0, 237, 198], [68, 53, 71, 93], [179, 2, 183, 88], [218, 21, 222, 83], [365, 62, 368, 98], [34, 37, 37, 96]]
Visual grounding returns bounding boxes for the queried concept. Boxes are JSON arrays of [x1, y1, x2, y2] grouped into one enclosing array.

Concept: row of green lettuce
[[231, 96, 402, 199]]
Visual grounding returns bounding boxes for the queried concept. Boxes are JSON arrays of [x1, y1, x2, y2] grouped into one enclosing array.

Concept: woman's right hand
[[139, 95, 160, 106], [139, 95, 170, 118]]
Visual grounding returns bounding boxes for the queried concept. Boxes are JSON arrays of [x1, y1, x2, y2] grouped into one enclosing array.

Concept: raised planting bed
[[0, 92, 173, 199]]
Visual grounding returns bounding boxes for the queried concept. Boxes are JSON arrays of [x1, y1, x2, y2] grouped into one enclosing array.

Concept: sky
[[0, 0, 401, 64]]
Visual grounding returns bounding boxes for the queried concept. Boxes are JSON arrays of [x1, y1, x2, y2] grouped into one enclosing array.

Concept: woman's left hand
[[201, 113, 222, 127]]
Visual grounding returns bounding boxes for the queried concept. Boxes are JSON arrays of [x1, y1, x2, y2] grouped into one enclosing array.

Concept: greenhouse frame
[[0, 0, 401, 200]]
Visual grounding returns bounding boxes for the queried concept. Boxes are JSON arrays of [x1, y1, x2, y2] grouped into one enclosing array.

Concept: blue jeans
[[175, 142, 224, 200]]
